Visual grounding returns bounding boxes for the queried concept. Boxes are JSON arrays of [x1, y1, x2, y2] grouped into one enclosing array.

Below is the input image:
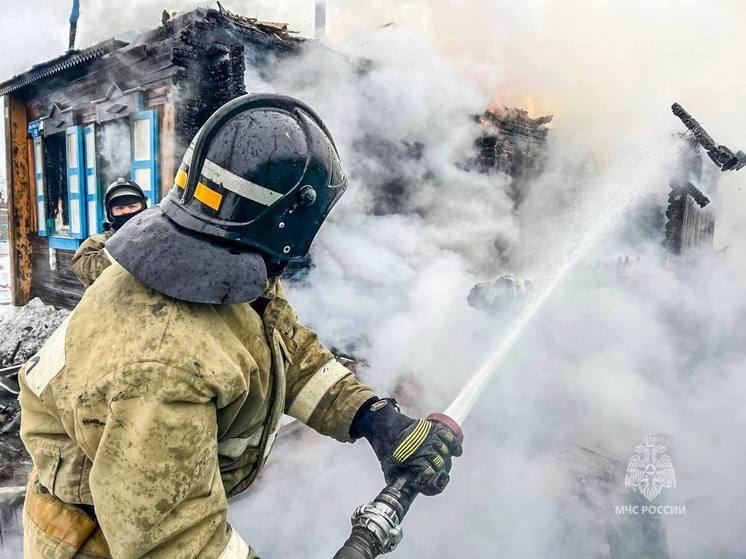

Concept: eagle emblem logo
[[625, 434, 676, 501]]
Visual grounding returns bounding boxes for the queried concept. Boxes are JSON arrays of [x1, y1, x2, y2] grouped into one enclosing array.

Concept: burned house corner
[[167, 7, 304, 151]]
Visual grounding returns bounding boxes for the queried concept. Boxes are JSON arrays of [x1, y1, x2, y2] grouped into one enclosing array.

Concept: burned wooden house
[[1, 7, 302, 308]]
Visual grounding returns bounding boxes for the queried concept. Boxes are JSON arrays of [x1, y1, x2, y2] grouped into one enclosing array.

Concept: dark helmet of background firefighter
[[104, 178, 147, 227], [160, 93, 347, 260]]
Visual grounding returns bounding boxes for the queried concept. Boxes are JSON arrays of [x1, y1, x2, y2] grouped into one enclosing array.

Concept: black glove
[[350, 398, 463, 496]]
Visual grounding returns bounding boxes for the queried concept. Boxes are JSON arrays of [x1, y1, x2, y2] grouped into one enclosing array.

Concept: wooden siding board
[[159, 93, 177, 201], [29, 238, 83, 308], [4, 94, 33, 305]]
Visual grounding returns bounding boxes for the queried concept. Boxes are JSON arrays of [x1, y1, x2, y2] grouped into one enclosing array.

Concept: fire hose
[[333, 240, 570, 557]]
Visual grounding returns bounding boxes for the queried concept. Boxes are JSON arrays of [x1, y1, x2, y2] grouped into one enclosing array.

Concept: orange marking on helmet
[[175, 169, 188, 189], [194, 182, 222, 211]]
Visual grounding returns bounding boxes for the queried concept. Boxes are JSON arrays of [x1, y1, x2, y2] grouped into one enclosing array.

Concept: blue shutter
[[32, 136, 48, 236], [65, 126, 87, 239], [83, 124, 103, 234], [130, 110, 159, 206]]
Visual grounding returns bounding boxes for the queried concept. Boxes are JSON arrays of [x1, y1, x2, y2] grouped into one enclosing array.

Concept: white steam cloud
[[1, 2, 746, 558]]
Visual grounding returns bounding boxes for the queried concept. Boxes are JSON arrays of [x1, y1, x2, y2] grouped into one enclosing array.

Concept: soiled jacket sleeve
[[79, 361, 253, 559], [270, 282, 376, 443], [71, 231, 113, 287]]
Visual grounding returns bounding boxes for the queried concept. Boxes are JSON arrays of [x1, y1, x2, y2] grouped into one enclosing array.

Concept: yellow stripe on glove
[[392, 420, 432, 463]]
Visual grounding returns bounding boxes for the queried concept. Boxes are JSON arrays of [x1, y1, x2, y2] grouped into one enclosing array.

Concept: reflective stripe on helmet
[[175, 168, 223, 211], [287, 359, 351, 423], [182, 146, 284, 207], [202, 158, 283, 206], [194, 182, 223, 211], [108, 187, 146, 203], [218, 527, 250, 559], [175, 169, 188, 188]]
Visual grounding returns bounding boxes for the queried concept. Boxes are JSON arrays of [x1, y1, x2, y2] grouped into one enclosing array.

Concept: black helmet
[[106, 94, 346, 305], [104, 178, 147, 222], [160, 93, 347, 260]]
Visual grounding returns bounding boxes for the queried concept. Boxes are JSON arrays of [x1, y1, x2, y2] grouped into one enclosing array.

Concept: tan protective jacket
[[70, 231, 113, 287], [19, 261, 375, 558]]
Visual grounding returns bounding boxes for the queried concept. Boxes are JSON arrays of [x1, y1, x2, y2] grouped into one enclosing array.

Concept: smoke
[[97, 120, 132, 186], [228, 4, 746, 558], [2, 1, 746, 558]]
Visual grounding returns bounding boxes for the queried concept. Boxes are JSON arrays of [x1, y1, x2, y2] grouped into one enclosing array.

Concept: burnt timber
[[476, 105, 553, 207], [663, 137, 716, 256]]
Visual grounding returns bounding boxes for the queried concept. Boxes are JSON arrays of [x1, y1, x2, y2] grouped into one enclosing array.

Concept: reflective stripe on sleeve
[[218, 432, 262, 459], [287, 359, 351, 424], [218, 527, 250, 559], [24, 314, 72, 397]]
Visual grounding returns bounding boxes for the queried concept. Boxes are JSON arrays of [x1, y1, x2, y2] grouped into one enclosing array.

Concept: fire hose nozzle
[[333, 413, 463, 558], [426, 413, 464, 443]]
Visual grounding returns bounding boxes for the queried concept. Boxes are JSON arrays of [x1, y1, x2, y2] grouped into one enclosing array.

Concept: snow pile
[[0, 298, 69, 369]]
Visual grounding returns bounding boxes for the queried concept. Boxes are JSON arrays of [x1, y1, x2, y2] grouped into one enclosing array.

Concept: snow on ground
[[0, 241, 11, 316]]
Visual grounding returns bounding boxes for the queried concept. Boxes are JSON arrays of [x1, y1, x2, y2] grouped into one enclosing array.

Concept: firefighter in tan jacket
[[18, 94, 462, 559], [71, 178, 148, 287]]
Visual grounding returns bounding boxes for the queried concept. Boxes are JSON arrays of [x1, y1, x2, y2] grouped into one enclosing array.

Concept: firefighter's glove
[[350, 398, 462, 496]]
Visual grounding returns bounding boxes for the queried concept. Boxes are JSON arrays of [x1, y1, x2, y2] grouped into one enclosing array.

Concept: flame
[[521, 96, 548, 118], [485, 99, 506, 118], [484, 92, 555, 120]]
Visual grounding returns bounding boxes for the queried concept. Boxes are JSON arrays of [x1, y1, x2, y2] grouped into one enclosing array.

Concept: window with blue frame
[[29, 110, 160, 250], [97, 118, 132, 223], [131, 110, 160, 208]]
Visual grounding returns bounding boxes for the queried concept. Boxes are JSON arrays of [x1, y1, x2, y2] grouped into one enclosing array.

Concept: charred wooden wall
[[29, 238, 83, 308], [680, 195, 715, 253], [663, 186, 714, 255], [170, 9, 301, 150]]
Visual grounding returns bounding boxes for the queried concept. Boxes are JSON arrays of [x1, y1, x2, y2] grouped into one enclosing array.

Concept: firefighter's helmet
[[106, 94, 346, 304], [161, 92, 347, 260], [104, 178, 147, 222]]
